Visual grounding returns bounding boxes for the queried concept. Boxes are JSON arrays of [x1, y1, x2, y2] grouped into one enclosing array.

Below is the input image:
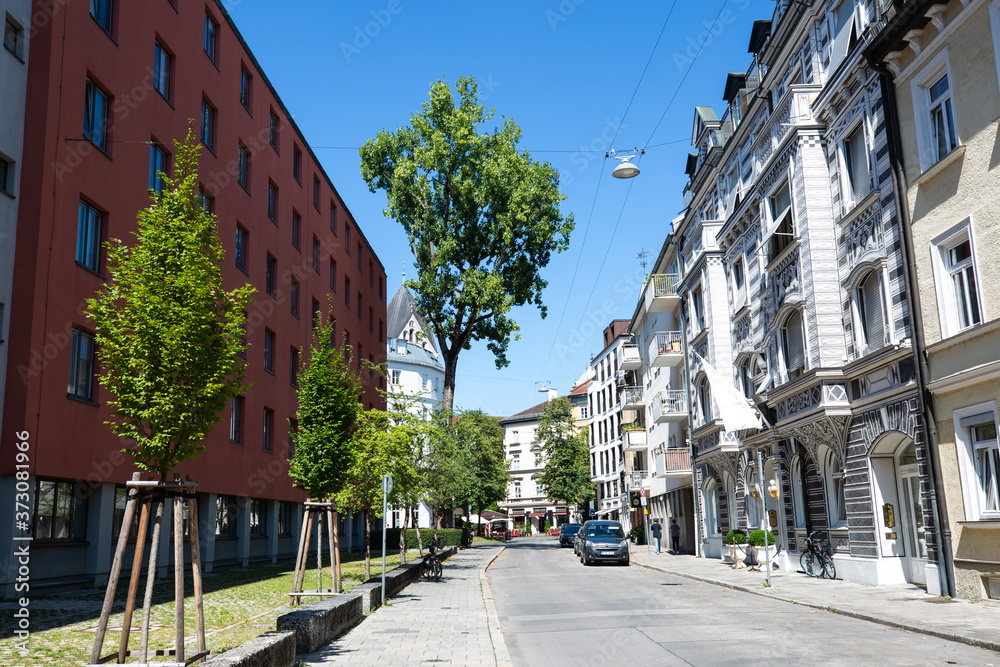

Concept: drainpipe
[[866, 54, 956, 598]]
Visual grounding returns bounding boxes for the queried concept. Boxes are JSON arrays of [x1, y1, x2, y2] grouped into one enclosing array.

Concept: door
[[899, 467, 927, 561], [871, 457, 904, 557]]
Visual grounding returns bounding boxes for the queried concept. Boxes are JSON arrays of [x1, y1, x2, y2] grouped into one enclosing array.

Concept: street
[[488, 537, 999, 666]]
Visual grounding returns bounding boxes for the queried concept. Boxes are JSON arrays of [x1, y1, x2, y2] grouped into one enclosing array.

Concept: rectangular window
[[262, 409, 273, 453], [768, 182, 794, 258], [329, 259, 337, 291], [691, 287, 704, 332], [201, 98, 215, 151], [379, 275, 384, 302], [912, 54, 960, 172], [153, 41, 171, 100], [928, 72, 958, 162], [345, 276, 350, 305], [514, 481, 521, 498], [854, 271, 885, 354], [263, 329, 274, 372], [277, 501, 292, 535], [237, 310, 247, 357], [357, 243, 362, 270], [345, 223, 351, 248], [240, 66, 252, 111], [267, 181, 277, 222], [0, 157, 12, 195], [973, 421, 999, 516], [843, 123, 870, 204], [955, 405, 1000, 520], [237, 143, 249, 190], [90, 0, 113, 33], [216, 495, 237, 536], [290, 278, 299, 317], [68, 327, 95, 401], [287, 419, 297, 460], [368, 260, 374, 286], [391, 369, 400, 385], [235, 225, 248, 272], [934, 222, 983, 337], [293, 145, 301, 183], [378, 319, 383, 342], [148, 143, 168, 193], [76, 200, 103, 272], [230, 397, 244, 443], [265, 254, 275, 295], [782, 309, 805, 380], [204, 12, 217, 62], [311, 298, 320, 331], [330, 202, 337, 233], [84, 79, 109, 151], [33, 480, 86, 540], [312, 237, 320, 272], [249, 499, 265, 535], [5, 15, 24, 60], [313, 176, 320, 210], [369, 306, 373, 333], [357, 294, 362, 320], [269, 110, 279, 152], [291, 210, 300, 249], [290, 347, 299, 385]]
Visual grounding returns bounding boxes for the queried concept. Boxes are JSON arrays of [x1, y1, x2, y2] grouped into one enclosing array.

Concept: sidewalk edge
[[481, 547, 512, 667], [633, 560, 1000, 654]]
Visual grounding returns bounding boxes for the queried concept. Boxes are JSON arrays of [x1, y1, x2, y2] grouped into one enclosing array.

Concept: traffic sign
[[639, 487, 645, 498], [382, 474, 393, 495], [640, 496, 647, 507]]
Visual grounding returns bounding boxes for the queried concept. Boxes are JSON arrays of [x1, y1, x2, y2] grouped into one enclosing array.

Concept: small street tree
[[420, 412, 465, 539], [452, 410, 510, 536], [360, 75, 574, 415], [536, 398, 593, 515]]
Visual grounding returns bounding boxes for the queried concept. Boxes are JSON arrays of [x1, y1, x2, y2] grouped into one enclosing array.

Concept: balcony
[[619, 343, 641, 371], [655, 448, 691, 477], [628, 470, 650, 489], [653, 390, 687, 423], [650, 331, 684, 367], [623, 429, 647, 452], [620, 386, 645, 410], [644, 274, 681, 313]]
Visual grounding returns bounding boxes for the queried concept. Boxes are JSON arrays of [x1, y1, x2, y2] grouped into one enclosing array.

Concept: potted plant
[[620, 421, 642, 432], [725, 529, 748, 566], [747, 529, 778, 569], [630, 524, 645, 545]]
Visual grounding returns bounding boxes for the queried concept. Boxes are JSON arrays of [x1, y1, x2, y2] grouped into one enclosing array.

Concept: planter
[[726, 543, 748, 567]]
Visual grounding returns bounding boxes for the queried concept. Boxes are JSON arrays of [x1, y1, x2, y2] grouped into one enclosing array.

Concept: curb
[[481, 546, 512, 667], [632, 559, 1000, 654]]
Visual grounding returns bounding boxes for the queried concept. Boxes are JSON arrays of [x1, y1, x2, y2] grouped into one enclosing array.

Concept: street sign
[[640, 496, 647, 507], [382, 474, 393, 495], [639, 487, 645, 498], [630, 496, 640, 508], [589, 508, 595, 516]]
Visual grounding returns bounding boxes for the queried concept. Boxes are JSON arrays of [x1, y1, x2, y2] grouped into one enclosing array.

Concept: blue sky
[[225, 0, 772, 417]]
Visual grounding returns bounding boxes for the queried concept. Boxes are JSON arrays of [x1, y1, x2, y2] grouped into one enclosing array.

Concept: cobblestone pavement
[[630, 546, 1000, 653], [302, 545, 510, 666]]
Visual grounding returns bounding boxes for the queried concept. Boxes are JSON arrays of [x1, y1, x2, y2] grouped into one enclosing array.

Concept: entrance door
[[899, 467, 927, 562]]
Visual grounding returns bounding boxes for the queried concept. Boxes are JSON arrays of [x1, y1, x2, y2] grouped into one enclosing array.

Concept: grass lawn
[[0, 549, 423, 666]]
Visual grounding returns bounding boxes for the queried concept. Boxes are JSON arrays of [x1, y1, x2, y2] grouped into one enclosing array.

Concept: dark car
[[573, 525, 587, 556], [558, 523, 582, 548], [578, 520, 629, 566]]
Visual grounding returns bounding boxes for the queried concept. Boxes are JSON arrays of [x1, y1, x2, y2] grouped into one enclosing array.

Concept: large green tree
[[451, 410, 510, 535], [536, 398, 593, 512], [86, 130, 253, 478], [359, 76, 574, 414]]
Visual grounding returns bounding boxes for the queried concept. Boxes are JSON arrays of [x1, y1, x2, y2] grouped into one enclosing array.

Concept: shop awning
[[528, 512, 547, 517], [554, 510, 568, 515]]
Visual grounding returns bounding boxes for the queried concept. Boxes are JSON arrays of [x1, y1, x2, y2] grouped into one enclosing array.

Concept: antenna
[[637, 248, 649, 274]]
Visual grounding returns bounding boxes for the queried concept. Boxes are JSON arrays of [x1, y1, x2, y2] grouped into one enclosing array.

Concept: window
[[290, 278, 299, 318], [737, 360, 753, 399], [153, 41, 171, 100], [843, 122, 871, 205], [691, 287, 704, 332], [5, 14, 24, 60], [791, 453, 807, 529], [277, 502, 293, 536], [378, 319, 383, 342], [239, 66, 252, 111], [204, 12, 218, 62], [513, 481, 521, 498], [312, 237, 320, 272], [269, 110, 279, 152], [731, 255, 745, 310], [512, 453, 520, 470], [357, 294, 362, 320], [390, 369, 400, 385], [368, 306, 374, 333], [230, 396, 244, 443], [149, 143, 168, 193], [828, 0, 857, 75], [237, 143, 249, 190], [235, 225, 248, 272], [329, 259, 337, 290], [68, 327, 95, 401], [262, 409, 273, 453], [345, 276, 351, 305], [33, 480, 86, 540], [822, 446, 847, 528], [854, 270, 885, 354], [768, 182, 794, 258], [379, 275, 384, 301], [912, 53, 960, 171], [0, 156, 12, 196], [534, 452, 542, 468], [267, 181, 277, 222], [696, 380, 712, 424], [216, 496, 237, 536], [201, 98, 215, 151], [781, 309, 805, 380], [955, 406, 1000, 519], [293, 145, 301, 183], [90, 0, 113, 33], [313, 176, 320, 210], [84, 79, 109, 151], [933, 222, 983, 337], [76, 200, 103, 272], [291, 210, 300, 249], [311, 298, 320, 331], [263, 329, 274, 372], [745, 468, 760, 528], [357, 243, 362, 270], [703, 478, 720, 536], [330, 202, 337, 233], [345, 223, 351, 248], [287, 419, 297, 460], [112, 487, 143, 541], [928, 73, 958, 163], [265, 254, 275, 295], [237, 311, 247, 357]]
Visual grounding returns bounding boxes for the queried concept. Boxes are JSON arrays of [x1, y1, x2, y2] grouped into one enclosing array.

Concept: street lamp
[[607, 148, 645, 179]]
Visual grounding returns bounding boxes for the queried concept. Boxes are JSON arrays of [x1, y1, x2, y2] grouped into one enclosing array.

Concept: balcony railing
[[653, 389, 687, 423], [623, 429, 647, 452], [629, 470, 650, 488], [619, 343, 641, 371], [645, 274, 681, 314], [651, 331, 683, 367], [620, 386, 644, 409], [655, 448, 691, 477]]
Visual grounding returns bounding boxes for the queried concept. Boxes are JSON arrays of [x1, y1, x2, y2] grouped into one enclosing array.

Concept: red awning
[[554, 511, 568, 515], [529, 512, 546, 517]]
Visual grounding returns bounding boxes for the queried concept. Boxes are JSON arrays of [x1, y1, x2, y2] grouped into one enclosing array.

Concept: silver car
[[578, 520, 629, 566]]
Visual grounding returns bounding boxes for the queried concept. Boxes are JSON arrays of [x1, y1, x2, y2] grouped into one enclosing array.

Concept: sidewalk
[[302, 545, 510, 666], [630, 545, 1000, 653]]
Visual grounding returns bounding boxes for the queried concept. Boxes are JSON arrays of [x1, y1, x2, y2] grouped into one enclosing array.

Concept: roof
[[386, 285, 440, 355], [723, 73, 746, 102], [500, 397, 562, 425], [569, 380, 591, 397], [386, 343, 444, 372], [748, 20, 772, 53], [694, 106, 719, 123]]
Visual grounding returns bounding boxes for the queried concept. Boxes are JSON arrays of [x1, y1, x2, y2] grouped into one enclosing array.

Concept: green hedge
[[383, 527, 463, 549]]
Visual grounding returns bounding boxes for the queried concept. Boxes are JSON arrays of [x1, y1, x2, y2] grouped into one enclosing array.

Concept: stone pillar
[[236, 496, 251, 567], [266, 500, 279, 564], [200, 493, 216, 573], [84, 483, 115, 588]]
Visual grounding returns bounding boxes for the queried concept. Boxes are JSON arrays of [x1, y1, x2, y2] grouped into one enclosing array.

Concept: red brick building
[[0, 0, 386, 592]]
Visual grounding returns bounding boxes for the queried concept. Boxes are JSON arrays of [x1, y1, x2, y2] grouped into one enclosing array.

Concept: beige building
[[869, 0, 1000, 600]]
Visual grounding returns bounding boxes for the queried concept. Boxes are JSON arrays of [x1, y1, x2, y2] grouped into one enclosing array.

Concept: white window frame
[[731, 253, 746, 311], [850, 267, 889, 356], [839, 115, 872, 210], [910, 48, 960, 173], [779, 308, 807, 382], [511, 453, 520, 470], [821, 446, 848, 529], [790, 453, 807, 529], [513, 481, 521, 499], [953, 402, 1000, 521], [931, 219, 983, 338]]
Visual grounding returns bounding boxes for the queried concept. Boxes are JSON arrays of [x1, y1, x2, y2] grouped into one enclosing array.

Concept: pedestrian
[[670, 518, 681, 553], [650, 518, 663, 554]]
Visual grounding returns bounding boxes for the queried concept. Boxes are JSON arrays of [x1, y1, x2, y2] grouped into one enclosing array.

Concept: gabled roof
[[748, 20, 772, 54], [500, 397, 562, 425], [569, 380, 591, 397], [723, 73, 746, 103], [386, 285, 440, 355]]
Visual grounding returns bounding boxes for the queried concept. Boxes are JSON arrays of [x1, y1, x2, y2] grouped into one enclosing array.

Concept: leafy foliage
[[86, 130, 253, 477], [726, 529, 748, 545], [359, 75, 574, 413], [536, 398, 593, 509], [450, 410, 510, 531]]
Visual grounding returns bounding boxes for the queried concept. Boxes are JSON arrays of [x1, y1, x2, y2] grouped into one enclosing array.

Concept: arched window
[[821, 446, 847, 528], [745, 467, 761, 529], [703, 478, 720, 536], [781, 309, 806, 380], [696, 379, 712, 424], [725, 473, 737, 530], [790, 454, 806, 529], [854, 270, 886, 354]]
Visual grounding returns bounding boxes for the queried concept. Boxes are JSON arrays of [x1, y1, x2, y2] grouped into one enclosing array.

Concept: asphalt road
[[487, 536, 999, 667]]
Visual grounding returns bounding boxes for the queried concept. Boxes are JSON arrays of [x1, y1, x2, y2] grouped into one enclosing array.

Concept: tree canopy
[[86, 130, 253, 478], [451, 410, 510, 529], [536, 398, 593, 510], [359, 75, 574, 413]]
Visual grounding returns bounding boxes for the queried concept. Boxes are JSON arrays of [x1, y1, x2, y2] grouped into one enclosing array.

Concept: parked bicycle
[[800, 530, 836, 579], [422, 538, 444, 581]]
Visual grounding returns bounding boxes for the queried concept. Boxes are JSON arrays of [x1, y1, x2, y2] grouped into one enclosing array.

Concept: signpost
[[381, 474, 392, 605], [640, 487, 650, 558]]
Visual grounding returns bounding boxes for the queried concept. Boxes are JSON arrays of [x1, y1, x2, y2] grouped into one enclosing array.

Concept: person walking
[[670, 518, 681, 553], [650, 518, 663, 554]]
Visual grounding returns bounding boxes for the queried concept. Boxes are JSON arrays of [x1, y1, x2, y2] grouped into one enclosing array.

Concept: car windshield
[[563, 525, 581, 535], [585, 524, 624, 539]]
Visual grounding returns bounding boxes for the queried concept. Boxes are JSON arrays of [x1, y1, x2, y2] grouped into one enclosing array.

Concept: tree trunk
[[398, 506, 407, 564], [413, 507, 424, 556], [442, 353, 458, 417], [363, 511, 371, 582]]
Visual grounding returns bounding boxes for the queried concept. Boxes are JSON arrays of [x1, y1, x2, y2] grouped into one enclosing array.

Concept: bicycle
[[421, 538, 444, 581], [800, 530, 837, 579]]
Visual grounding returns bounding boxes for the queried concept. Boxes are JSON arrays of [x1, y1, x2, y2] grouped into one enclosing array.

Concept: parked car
[[578, 520, 629, 566], [558, 523, 582, 548]]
